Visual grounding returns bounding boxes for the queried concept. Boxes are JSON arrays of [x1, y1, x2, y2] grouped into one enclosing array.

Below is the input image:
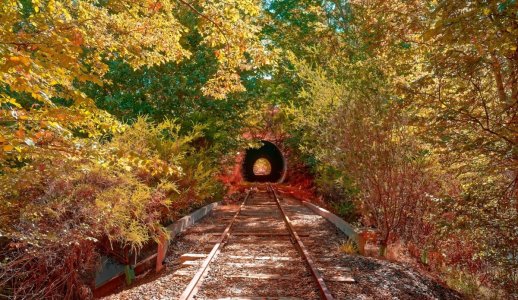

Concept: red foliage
[[1, 240, 97, 299], [443, 239, 484, 274], [218, 152, 245, 195]]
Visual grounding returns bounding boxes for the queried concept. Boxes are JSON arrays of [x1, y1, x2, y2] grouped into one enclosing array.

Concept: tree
[[0, 1, 267, 298], [270, 0, 517, 296], [0, 0, 266, 167]]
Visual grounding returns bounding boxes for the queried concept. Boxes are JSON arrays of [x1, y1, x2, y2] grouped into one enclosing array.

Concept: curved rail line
[[178, 185, 335, 300]]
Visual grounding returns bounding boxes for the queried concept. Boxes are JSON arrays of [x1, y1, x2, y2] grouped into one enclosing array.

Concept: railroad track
[[178, 184, 335, 300]]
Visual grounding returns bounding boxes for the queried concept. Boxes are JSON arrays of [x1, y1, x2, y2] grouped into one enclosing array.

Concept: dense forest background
[[0, 0, 517, 299]]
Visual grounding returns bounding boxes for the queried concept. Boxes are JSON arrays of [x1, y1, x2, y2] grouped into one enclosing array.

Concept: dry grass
[[338, 239, 358, 255]]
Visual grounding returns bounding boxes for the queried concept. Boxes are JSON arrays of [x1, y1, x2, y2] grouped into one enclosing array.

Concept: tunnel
[[242, 141, 286, 183]]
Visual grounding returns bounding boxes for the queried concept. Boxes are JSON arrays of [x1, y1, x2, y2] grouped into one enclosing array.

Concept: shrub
[[0, 117, 224, 299]]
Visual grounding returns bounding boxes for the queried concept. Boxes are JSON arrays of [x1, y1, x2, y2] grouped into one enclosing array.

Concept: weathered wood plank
[[327, 276, 355, 283], [214, 297, 303, 300], [227, 255, 297, 261], [178, 253, 207, 262], [227, 273, 297, 280]]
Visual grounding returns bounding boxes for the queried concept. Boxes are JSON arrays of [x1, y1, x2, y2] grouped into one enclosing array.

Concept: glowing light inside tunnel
[[253, 158, 272, 176], [242, 140, 286, 183]]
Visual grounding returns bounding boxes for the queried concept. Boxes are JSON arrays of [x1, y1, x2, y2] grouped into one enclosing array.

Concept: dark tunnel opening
[[242, 141, 286, 183]]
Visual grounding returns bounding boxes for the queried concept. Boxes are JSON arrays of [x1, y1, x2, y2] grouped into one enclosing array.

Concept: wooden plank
[[185, 226, 227, 234], [227, 255, 297, 261], [232, 232, 290, 236], [215, 297, 302, 300], [317, 266, 352, 272], [178, 260, 201, 268], [327, 276, 355, 283], [227, 240, 291, 245], [227, 232, 310, 237], [224, 262, 291, 268], [239, 214, 279, 217], [236, 215, 279, 219], [315, 258, 336, 263], [174, 270, 194, 276], [178, 253, 207, 263], [227, 274, 297, 280]]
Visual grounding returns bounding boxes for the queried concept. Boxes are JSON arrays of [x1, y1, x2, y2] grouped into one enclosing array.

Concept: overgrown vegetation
[[1, 1, 262, 298], [260, 0, 517, 297], [0, 118, 224, 298]]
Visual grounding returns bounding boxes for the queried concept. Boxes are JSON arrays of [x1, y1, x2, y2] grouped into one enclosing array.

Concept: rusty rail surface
[[268, 183, 335, 300], [179, 185, 335, 300], [179, 190, 251, 300]]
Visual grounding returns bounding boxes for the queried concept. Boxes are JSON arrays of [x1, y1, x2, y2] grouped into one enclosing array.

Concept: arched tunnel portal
[[242, 141, 286, 183]]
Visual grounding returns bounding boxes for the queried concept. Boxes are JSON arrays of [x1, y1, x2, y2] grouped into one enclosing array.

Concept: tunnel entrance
[[242, 141, 286, 182]]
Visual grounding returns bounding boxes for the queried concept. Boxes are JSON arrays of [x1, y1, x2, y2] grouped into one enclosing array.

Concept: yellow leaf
[[3, 145, 14, 152], [8, 98, 22, 108], [8, 56, 30, 66]]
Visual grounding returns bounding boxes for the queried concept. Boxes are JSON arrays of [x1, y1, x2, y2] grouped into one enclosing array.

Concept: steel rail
[[179, 190, 252, 300], [268, 183, 335, 300]]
